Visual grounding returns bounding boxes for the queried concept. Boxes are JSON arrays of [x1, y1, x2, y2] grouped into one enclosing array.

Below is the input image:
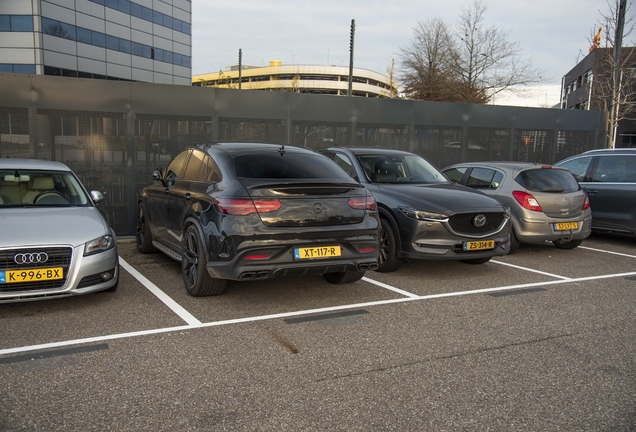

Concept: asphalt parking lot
[[1, 233, 636, 431]]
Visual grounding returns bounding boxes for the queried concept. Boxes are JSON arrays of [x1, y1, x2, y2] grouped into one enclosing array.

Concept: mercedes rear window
[[515, 168, 580, 193], [234, 152, 352, 179]]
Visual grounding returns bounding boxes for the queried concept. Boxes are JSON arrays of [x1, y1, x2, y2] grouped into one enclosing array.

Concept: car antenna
[[278, 145, 285, 156]]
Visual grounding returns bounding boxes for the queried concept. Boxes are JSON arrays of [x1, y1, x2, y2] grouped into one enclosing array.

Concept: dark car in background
[[318, 147, 511, 272], [555, 149, 636, 236], [442, 162, 592, 253], [136, 143, 380, 296]]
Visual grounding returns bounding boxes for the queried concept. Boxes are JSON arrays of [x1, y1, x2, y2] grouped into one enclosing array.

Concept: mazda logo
[[313, 203, 323, 214], [473, 214, 487, 227], [14, 252, 49, 265]]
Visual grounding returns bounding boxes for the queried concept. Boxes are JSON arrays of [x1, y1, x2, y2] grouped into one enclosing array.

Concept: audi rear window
[[234, 152, 352, 179], [515, 168, 580, 193]]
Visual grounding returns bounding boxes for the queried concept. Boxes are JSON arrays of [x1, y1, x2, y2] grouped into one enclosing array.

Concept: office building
[[561, 46, 636, 146], [0, 0, 192, 85]]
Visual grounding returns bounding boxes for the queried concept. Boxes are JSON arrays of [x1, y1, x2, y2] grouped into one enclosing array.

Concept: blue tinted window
[[118, 0, 130, 14], [62, 22, 76, 40], [105, 0, 117, 9], [163, 51, 172, 64], [77, 27, 91, 44], [142, 45, 151, 58], [172, 18, 181, 31], [0, 16, 10, 31], [173, 53, 182, 66], [13, 64, 35, 74], [92, 31, 105, 47], [181, 22, 190, 35], [153, 11, 162, 25], [154, 48, 163, 61], [11, 16, 33, 32], [132, 42, 143, 56], [163, 15, 172, 28], [106, 35, 118, 50], [142, 6, 152, 21], [0, 64, 12, 72], [182, 56, 191, 68], [130, 3, 142, 18], [119, 39, 131, 53], [41, 17, 54, 29], [43, 19, 76, 40]]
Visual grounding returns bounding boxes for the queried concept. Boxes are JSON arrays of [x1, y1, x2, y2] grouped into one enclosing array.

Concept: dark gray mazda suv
[[318, 147, 511, 272]]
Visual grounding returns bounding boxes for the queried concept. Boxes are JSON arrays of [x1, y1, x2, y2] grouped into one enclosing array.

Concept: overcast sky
[[191, 0, 634, 107]]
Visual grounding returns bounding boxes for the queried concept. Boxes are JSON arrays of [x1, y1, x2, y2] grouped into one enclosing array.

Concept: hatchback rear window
[[515, 168, 580, 193], [234, 153, 352, 179]]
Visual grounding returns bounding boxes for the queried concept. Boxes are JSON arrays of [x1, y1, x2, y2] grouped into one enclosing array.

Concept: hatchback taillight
[[512, 190, 543, 212], [582, 193, 591, 210], [348, 196, 376, 211], [214, 198, 281, 215]]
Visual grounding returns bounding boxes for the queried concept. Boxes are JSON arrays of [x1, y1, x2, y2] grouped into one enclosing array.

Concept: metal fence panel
[[0, 73, 608, 236]]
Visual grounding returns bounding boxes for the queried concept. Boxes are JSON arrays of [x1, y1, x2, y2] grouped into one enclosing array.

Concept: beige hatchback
[[442, 162, 592, 253]]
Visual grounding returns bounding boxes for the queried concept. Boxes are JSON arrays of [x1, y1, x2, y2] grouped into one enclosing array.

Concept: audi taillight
[[512, 190, 543, 212], [214, 198, 281, 215], [348, 196, 376, 211]]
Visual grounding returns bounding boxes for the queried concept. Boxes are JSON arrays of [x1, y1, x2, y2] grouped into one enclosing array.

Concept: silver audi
[[0, 159, 119, 303]]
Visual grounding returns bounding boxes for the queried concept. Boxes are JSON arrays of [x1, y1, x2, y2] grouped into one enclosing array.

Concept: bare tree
[[399, 18, 460, 101], [399, 1, 541, 104], [384, 57, 400, 98], [589, 0, 636, 147]]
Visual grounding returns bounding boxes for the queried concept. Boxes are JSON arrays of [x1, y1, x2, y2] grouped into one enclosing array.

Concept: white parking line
[[491, 260, 572, 280], [118, 258, 202, 326], [362, 276, 420, 298], [580, 246, 636, 259], [3, 269, 636, 356]]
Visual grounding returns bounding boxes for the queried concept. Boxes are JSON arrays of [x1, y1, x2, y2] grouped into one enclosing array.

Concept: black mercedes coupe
[[136, 143, 379, 296]]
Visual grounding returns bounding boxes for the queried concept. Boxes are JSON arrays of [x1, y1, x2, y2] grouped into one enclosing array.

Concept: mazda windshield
[[356, 153, 449, 184]]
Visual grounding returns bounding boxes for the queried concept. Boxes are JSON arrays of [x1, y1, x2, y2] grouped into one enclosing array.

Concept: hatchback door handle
[[586, 189, 598, 195], [184, 193, 191, 200], [163, 188, 169, 194]]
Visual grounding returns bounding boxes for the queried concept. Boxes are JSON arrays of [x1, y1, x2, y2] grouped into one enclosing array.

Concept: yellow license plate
[[554, 222, 579, 231], [463, 240, 495, 251], [294, 246, 341, 260], [1, 267, 63, 284]]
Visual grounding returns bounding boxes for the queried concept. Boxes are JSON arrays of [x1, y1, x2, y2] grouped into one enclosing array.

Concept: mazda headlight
[[399, 206, 448, 222], [84, 235, 114, 256]]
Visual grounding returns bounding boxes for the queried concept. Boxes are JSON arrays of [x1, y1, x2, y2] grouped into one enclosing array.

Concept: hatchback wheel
[[552, 238, 583, 249], [182, 225, 227, 296], [377, 218, 402, 273], [136, 202, 155, 253], [323, 270, 365, 284]]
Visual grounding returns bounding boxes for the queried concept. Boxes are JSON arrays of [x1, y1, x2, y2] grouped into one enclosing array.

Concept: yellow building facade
[[193, 60, 397, 98]]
